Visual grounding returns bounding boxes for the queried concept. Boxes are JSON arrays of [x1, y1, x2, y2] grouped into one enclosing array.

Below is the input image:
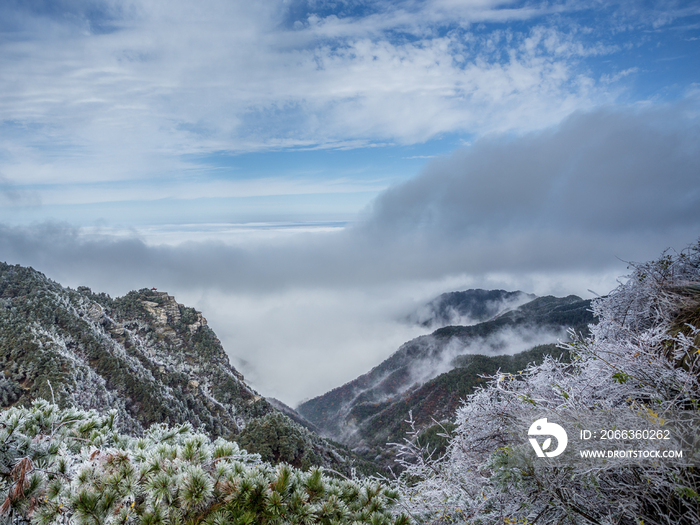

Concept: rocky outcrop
[[142, 292, 208, 335]]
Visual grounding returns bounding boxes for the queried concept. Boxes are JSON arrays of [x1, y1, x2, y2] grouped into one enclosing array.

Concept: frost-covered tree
[[393, 242, 700, 524], [0, 401, 409, 525]]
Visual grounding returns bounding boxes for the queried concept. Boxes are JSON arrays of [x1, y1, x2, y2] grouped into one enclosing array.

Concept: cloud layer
[[365, 103, 700, 249], [1, 105, 697, 290], [0, 104, 697, 403]]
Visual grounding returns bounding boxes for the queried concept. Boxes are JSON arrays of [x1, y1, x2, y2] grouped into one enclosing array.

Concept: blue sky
[[1, 0, 700, 403], [1, 0, 698, 230]]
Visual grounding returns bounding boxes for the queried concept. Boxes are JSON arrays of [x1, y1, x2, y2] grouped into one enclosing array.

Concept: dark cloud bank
[[1, 104, 698, 295]]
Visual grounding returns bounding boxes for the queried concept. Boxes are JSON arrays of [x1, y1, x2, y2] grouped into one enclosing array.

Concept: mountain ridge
[[0, 262, 373, 474], [298, 292, 595, 464], [0, 262, 268, 437], [407, 288, 536, 328]]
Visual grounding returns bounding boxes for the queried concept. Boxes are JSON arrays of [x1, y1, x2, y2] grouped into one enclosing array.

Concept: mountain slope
[[0, 262, 270, 438], [0, 262, 372, 473], [298, 293, 594, 460]]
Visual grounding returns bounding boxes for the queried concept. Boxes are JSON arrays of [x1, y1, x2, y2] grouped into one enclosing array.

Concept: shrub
[[393, 242, 700, 524], [0, 401, 408, 525]]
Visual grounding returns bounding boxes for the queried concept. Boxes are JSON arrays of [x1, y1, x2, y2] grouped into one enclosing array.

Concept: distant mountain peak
[[407, 288, 536, 328], [300, 291, 594, 467]]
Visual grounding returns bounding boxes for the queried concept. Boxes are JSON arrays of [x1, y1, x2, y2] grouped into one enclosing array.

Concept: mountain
[[407, 289, 536, 328], [0, 262, 270, 436], [298, 293, 595, 465], [0, 262, 371, 473], [0, 262, 596, 473]]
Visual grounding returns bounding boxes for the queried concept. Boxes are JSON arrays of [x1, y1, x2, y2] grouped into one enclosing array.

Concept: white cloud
[[1, 104, 696, 290], [13, 176, 387, 207], [0, 104, 697, 403], [0, 0, 620, 188], [185, 286, 430, 405]]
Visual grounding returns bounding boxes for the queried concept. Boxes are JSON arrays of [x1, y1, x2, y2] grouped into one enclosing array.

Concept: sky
[[1, 0, 699, 405]]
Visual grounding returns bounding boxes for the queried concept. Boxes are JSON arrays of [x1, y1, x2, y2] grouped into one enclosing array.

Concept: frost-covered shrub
[[0, 401, 408, 525], [393, 242, 700, 524]]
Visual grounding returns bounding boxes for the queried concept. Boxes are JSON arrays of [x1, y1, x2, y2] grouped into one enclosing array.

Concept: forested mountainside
[[406, 289, 535, 328], [0, 263, 265, 437], [298, 294, 594, 463], [0, 263, 366, 473]]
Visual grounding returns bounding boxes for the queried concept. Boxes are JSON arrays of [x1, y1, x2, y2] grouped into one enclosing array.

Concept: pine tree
[[1, 401, 409, 525]]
